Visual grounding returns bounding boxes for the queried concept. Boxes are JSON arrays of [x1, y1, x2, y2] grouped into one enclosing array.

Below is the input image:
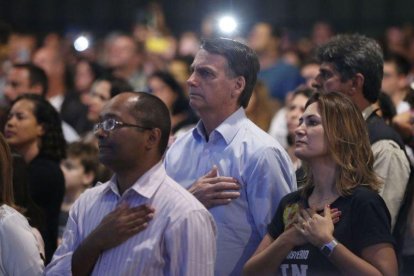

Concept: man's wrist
[[86, 229, 106, 253]]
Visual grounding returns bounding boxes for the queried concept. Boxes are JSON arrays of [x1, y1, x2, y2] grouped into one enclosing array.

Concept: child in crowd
[[58, 141, 99, 244]]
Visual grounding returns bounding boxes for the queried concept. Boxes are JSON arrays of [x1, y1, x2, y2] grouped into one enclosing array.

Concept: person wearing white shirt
[[0, 133, 44, 275]]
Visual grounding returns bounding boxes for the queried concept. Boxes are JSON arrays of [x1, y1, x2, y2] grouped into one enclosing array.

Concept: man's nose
[[187, 73, 197, 87], [311, 74, 322, 89]]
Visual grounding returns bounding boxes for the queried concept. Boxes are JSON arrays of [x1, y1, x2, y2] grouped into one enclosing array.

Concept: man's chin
[[189, 100, 200, 110], [99, 153, 112, 165]]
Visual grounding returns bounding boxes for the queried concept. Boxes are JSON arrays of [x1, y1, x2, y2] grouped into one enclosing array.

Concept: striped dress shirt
[[46, 162, 217, 275]]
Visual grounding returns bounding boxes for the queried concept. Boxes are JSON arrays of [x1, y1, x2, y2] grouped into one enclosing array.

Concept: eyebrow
[[190, 63, 214, 71], [319, 67, 331, 73], [300, 114, 320, 121]]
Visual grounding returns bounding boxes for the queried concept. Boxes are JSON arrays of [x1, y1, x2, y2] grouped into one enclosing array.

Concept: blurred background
[[1, 0, 414, 130], [1, 0, 413, 38]]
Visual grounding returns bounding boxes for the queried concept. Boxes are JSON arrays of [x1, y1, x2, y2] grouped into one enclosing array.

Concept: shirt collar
[[362, 104, 376, 120], [101, 162, 166, 199], [193, 107, 246, 144]]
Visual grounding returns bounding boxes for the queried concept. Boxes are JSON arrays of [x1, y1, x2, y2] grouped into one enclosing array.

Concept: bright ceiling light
[[218, 16, 237, 34], [74, 35, 89, 52]]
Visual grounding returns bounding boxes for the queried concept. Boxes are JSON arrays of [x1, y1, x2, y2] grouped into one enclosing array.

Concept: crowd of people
[[0, 3, 414, 275]]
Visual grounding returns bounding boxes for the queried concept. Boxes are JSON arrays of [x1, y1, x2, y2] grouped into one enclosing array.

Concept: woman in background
[[0, 132, 44, 275], [284, 87, 314, 173], [148, 70, 198, 137], [244, 92, 397, 275], [86, 75, 133, 125], [4, 94, 66, 264], [72, 58, 103, 105]]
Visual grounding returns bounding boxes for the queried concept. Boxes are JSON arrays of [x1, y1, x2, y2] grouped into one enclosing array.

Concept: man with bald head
[[46, 92, 216, 275]]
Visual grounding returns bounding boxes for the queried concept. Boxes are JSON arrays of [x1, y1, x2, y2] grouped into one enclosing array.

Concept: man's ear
[[145, 128, 162, 151], [231, 76, 246, 98], [348, 73, 365, 96]]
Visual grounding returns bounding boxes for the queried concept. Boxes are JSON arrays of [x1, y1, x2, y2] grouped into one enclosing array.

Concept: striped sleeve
[[165, 209, 217, 276], [45, 198, 82, 275]]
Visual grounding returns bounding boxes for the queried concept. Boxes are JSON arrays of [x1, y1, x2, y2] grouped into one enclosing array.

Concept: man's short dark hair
[[14, 63, 48, 96], [128, 92, 171, 156], [200, 37, 260, 108], [316, 34, 383, 103]]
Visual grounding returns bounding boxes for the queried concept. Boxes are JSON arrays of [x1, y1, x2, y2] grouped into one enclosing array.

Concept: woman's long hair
[[13, 94, 66, 162], [0, 133, 14, 206], [301, 91, 381, 196], [149, 71, 190, 115]]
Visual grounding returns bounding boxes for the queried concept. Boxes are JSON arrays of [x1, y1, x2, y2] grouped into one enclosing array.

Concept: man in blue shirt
[[164, 38, 296, 276]]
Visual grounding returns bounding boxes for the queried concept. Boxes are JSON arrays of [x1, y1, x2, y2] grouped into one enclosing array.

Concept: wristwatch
[[320, 239, 338, 257]]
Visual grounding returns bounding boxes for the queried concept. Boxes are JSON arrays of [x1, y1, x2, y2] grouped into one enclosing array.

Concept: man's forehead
[[192, 49, 227, 67], [101, 94, 138, 116], [9, 67, 29, 78]]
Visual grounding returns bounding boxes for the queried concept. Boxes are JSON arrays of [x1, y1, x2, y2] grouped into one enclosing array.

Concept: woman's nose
[[294, 123, 305, 136]]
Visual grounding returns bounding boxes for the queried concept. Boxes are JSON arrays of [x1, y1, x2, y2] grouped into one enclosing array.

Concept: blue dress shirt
[[165, 108, 296, 276]]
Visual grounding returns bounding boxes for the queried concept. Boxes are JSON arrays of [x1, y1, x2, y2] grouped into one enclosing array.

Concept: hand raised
[[90, 202, 155, 251], [188, 166, 240, 209]]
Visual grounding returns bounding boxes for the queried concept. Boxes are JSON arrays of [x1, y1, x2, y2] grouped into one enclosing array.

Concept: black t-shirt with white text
[[268, 186, 394, 276]]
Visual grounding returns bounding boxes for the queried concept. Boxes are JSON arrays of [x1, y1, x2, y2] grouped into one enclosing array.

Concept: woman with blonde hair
[[244, 91, 397, 275], [0, 133, 44, 275]]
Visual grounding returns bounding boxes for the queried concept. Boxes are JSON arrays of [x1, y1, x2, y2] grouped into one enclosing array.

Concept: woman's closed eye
[[298, 115, 322, 128], [306, 118, 320, 126]]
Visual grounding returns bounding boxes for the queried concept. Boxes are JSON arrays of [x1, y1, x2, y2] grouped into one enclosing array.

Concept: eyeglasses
[[93, 118, 152, 133]]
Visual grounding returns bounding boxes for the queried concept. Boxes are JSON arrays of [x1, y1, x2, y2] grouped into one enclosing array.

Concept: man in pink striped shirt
[[46, 92, 216, 275]]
